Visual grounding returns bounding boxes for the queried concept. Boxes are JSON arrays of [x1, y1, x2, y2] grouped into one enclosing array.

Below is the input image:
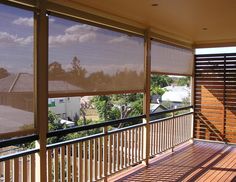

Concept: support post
[[35, 1, 48, 181], [143, 29, 151, 166]]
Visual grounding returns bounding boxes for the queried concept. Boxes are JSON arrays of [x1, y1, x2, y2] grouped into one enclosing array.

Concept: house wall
[[48, 97, 81, 120]]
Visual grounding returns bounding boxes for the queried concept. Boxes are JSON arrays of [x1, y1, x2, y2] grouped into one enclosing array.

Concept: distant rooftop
[[0, 73, 84, 92]]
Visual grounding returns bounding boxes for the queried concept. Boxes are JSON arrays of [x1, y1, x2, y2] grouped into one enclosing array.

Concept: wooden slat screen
[[194, 53, 236, 143]]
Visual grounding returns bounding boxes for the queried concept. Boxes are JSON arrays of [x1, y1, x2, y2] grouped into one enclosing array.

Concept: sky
[[196, 47, 236, 54], [0, 3, 144, 76], [0, 4, 33, 74], [1, 3, 236, 76]]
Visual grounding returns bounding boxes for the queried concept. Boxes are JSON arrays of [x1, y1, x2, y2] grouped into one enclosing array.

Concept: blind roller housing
[[151, 41, 194, 75]]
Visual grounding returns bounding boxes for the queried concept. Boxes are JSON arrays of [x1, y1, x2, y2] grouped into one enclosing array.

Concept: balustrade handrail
[[150, 111, 193, 124], [47, 114, 146, 138], [47, 122, 146, 150], [0, 105, 193, 148], [0, 148, 39, 162]]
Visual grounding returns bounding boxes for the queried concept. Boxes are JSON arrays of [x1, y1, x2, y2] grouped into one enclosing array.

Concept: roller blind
[[151, 41, 194, 75], [48, 16, 145, 96], [0, 4, 34, 137]]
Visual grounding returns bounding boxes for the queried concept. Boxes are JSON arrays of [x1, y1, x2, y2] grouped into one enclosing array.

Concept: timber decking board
[[109, 141, 236, 182]]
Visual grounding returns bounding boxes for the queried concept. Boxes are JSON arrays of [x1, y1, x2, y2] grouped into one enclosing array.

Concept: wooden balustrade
[[0, 108, 193, 182], [0, 149, 38, 182], [150, 112, 193, 156]]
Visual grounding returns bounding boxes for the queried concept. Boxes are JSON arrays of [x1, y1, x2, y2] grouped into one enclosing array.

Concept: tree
[[68, 56, 87, 87], [177, 76, 190, 87], [151, 74, 173, 88], [0, 67, 10, 79], [91, 93, 143, 128], [48, 61, 66, 80], [151, 85, 166, 96]]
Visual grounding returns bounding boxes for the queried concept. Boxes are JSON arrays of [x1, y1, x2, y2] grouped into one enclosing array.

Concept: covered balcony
[[0, 0, 236, 182]]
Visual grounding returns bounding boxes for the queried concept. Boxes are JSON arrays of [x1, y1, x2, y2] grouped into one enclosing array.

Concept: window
[[0, 4, 34, 137]]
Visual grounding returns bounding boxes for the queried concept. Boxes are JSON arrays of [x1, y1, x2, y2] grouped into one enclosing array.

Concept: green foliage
[[151, 74, 173, 88], [177, 76, 190, 86], [151, 85, 166, 96], [91, 93, 143, 123]]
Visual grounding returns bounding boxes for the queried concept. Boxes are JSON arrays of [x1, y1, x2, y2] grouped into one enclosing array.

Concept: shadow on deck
[[109, 141, 236, 182]]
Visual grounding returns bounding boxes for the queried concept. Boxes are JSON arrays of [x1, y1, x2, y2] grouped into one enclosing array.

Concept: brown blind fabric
[[151, 41, 194, 75], [194, 53, 236, 143], [48, 16, 145, 96], [0, 4, 34, 137]]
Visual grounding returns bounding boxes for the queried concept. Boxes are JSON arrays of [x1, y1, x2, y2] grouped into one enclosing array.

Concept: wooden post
[[143, 29, 151, 166], [35, 0, 48, 181]]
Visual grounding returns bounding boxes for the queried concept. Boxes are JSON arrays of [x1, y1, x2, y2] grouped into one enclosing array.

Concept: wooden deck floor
[[109, 141, 236, 182]]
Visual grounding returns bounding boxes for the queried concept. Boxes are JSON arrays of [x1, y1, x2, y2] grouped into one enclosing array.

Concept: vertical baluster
[[159, 122, 162, 152], [161, 122, 164, 152], [128, 130, 131, 166], [124, 131, 127, 168], [177, 117, 180, 144], [183, 116, 186, 141], [121, 131, 124, 169], [99, 137, 102, 179], [141, 126, 143, 160], [134, 128, 138, 164], [117, 132, 120, 170], [167, 120, 170, 149], [108, 135, 112, 175], [5, 160, 10, 182], [164, 120, 167, 151], [23, 156, 27, 182], [137, 127, 140, 162], [47, 149, 52, 182], [68, 145, 71, 182], [151, 124, 153, 156], [94, 138, 98, 180], [155, 123, 158, 154], [113, 134, 117, 171], [73, 143, 78, 182], [172, 118, 175, 147], [179, 117, 181, 144], [78, 143, 83, 182], [84, 141, 88, 182], [14, 158, 19, 182], [61, 146, 65, 182], [89, 140, 93, 182], [31, 154, 35, 182], [54, 148, 59, 182], [103, 127, 108, 181], [131, 129, 134, 165], [154, 123, 156, 155]]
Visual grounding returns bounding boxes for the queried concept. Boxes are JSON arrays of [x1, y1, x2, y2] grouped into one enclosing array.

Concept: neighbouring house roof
[[162, 86, 190, 103], [150, 103, 168, 113], [0, 73, 84, 92], [0, 105, 33, 134]]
